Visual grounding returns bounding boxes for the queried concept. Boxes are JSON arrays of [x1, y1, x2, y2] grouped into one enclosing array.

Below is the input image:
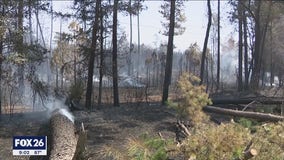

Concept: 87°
[[13, 150, 46, 156]]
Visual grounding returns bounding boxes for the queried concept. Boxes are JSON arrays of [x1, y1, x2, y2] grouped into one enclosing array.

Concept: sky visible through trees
[[46, 1, 239, 85], [50, 1, 234, 52], [0, 0, 284, 110], [1, 1, 284, 159]]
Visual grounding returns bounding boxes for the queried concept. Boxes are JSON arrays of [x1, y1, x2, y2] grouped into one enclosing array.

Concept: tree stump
[[49, 110, 77, 160], [244, 148, 257, 160]]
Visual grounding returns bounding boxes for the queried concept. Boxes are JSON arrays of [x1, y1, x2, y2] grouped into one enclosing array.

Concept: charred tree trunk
[[162, 0, 175, 105], [269, 21, 274, 86], [98, 7, 104, 106], [250, 1, 272, 89], [112, 0, 120, 106], [0, 4, 3, 115], [216, 0, 220, 90], [200, 0, 212, 85], [250, 1, 261, 89], [85, 0, 101, 109], [136, 0, 141, 81], [0, 39, 2, 115], [128, 0, 132, 76], [243, 8, 249, 90], [48, 0, 53, 85], [137, 0, 141, 56], [17, 0, 25, 96], [238, 1, 243, 91]]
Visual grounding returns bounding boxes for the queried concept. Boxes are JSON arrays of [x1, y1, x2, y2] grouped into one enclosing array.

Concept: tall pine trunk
[[128, 0, 132, 76], [17, 0, 24, 96], [0, 5, 3, 115], [48, 0, 53, 85], [0, 35, 2, 115], [137, 0, 140, 55], [243, 8, 249, 90], [28, 0, 33, 43], [238, 1, 243, 91], [112, 0, 119, 106], [137, 0, 141, 74], [250, 1, 272, 89], [250, 1, 262, 89], [98, 7, 104, 106], [200, 0, 212, 85], [216, 0, 220, 90], [85, 0, 101, 109], [269, 22, 274, 86], [162, 0, 175, 105]]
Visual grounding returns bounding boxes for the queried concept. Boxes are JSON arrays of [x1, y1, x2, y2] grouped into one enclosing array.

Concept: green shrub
[[100, 133, 173, 160], [251, 122, 284, 160], [236, 118, 260, 133], [169, 73, 212, 126], [126, 134, 170, 160], [179, 122, 251, 160]]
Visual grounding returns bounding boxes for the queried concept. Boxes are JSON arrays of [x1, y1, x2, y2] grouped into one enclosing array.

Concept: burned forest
[[0, 0, 284, 160]]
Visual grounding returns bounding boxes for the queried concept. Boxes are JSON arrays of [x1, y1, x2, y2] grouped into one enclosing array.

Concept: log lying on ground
[[212, 97, 284, 105], [49, 109, 87, 160], [49, 110, 77, 160], [203, 106, 284, 122]]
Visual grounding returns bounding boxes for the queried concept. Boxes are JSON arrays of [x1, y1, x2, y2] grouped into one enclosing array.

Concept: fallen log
[[203, 106, 284, 122], [49, 109, 77, 160], [212, 97, 284, 105]]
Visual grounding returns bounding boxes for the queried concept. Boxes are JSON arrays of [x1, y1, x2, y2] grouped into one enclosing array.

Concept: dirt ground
[[0, 102, 177, 160]]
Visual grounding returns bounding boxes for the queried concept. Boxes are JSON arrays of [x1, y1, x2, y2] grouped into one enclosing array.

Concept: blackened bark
[[85, 0, 101, 109], [17, 0, 24, 96], [128, 0, 132, 76], [243, 8, 249, 90], [137, 0, 141, 77], [238, 1, 243, 91], [269, 22, 274, 86], [98, 7, 104, 106], [0, 39, 2, 115], [0, 4, 3, 115], [250, 1, 262, 89], [162, 0, 175, 105], [200, 0, 212, 85], [250, 1, 272, 89], [217, 0, 220, 90], [112, 0, 120, 106], [137, 0, 140, 56]]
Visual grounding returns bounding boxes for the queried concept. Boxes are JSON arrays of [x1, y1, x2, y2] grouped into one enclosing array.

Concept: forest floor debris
[[0, 103, 177, 160]]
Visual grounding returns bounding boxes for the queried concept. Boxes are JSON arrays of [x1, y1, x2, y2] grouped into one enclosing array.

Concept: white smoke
[[221, 37, 238, 85], [58, 108, 75, 123], [46, 98, 75, 123]]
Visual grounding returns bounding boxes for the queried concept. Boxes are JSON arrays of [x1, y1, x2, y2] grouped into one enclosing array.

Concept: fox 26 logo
[[13, 136, 46, 149]]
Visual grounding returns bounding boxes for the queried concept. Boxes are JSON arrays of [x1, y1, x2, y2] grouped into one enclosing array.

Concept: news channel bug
[[13, 136, 47, 156]]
